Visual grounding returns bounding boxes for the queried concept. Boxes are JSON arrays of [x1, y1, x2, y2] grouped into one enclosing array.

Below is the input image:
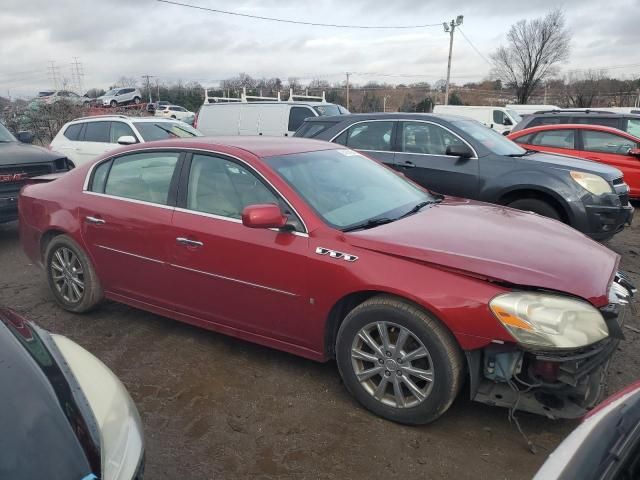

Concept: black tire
[[507, 198, 561, 221], [110, 100, 118, 108], [133, 96, 141, 104], [45, 235, 103, 313], [336, 295, 464, 425], [171, 115, 176, 119]]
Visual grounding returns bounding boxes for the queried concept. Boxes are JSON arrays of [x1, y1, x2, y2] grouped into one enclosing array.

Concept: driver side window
[[401, 122, 465, 156], [186, 154, 303, 230], [581, 130, 637, 155]]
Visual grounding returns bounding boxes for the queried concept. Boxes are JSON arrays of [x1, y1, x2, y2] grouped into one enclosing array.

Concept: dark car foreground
[[296, 113, 633, 241], [0, 123, 71, 224], [0, 307, 144, 480], [18, 136, 635, 424]]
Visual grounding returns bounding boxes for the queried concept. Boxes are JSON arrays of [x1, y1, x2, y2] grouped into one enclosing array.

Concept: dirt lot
[[0, 219, 638, 480]]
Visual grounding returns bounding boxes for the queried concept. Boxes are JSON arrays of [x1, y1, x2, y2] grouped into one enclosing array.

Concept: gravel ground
[[0, 217, 638, 480]]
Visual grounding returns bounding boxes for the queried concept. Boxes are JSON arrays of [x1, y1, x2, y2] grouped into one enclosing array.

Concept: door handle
[[85, 216, 106, 225], [176, 237, 204, 248], [402, 161, 416, 168]]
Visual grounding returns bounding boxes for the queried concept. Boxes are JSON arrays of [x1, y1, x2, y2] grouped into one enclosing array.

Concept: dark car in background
[[0, 122, 71, 224], [512, 109, 640, 138], [296, 113, 634, 240], [0, 307, 144, 480]]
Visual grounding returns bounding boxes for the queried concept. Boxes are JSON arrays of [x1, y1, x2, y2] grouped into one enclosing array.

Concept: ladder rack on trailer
[[204, 87, 326, 105]]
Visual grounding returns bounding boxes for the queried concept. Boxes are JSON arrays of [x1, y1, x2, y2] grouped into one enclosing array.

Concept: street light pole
[[443, 15, 463, 106]]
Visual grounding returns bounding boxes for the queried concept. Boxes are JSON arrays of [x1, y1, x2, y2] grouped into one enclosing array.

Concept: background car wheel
[[133, 96, 141, 104], [171, 115, 176, 119], [336, 295, 464, 425], [110, 100, 117, 108], [507, 198, 561, 221], [45, 235, 103, 313]]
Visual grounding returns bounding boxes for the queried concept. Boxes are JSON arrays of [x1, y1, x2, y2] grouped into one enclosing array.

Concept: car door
[[80, 150, 183, 303], [167, 152, 312, 346], [578, 128, 640, 197], [393, 120, 479, 198], [332, 120, 396, 166]]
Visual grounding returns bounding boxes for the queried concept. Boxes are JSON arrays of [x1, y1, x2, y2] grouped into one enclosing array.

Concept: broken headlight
[[489, 292, 609, 349]]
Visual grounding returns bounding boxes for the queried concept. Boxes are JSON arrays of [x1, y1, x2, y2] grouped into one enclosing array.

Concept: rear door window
[[530, 129, 576, 149], [335, 121, 394, 151], [64, 123, 84, 141], [288, 107, 315, 132], [84, 122, 111, 143]]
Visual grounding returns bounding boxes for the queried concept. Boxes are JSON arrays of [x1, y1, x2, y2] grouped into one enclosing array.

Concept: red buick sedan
[[508, 124, 640, 199], [19, 137, 634, 424]]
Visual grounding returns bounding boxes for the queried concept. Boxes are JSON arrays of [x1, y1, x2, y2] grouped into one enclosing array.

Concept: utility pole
[[442, 15, 463, 106], [47, 61, 61, 91], [141, 74, 154, 103], [346, 72, 351, 109]]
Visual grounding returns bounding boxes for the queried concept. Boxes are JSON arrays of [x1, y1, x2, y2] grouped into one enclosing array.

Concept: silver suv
[[96, 88, 143, 107]]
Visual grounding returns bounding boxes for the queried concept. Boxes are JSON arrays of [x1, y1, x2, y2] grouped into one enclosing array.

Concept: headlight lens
[[570, 171, 613, 195], [52, 335, 144, 480], [490, 292, 609, 349]]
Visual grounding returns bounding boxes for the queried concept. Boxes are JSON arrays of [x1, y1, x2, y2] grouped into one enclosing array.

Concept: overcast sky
[[1, 0, 638, 98]]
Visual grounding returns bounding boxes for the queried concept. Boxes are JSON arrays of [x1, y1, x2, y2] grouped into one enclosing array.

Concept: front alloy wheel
[[336, 295, 463, 425], [351, 321, 434, 408]]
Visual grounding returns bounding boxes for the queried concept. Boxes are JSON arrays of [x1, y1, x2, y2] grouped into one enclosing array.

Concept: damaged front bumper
[[468, 272, 636, 419]]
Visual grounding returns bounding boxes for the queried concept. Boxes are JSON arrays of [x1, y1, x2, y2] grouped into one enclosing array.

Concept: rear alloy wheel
[[507, 198, 561, 221], [110, 100, 117, 108], [336, 295, 463, 425], [45, 235, 103, 313]]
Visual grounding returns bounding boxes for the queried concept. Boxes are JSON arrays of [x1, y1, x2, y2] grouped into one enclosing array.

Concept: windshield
[[133, 122, 202, 141], [0, 123, 16, 142], [506, 109, 522, 124], [314, 105, 344, 116], [625, 118, 640, 138], [264, 149, 434, 230], [453, 119, 527, 156]]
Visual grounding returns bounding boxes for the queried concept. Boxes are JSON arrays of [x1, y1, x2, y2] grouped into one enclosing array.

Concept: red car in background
[[18, 137, 635, 425], [508, 124, 640, 199]]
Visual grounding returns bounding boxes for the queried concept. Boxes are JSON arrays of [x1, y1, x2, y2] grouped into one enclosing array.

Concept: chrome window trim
[[169, 263, 299, 297], [96, 244, 164, 264], [84, 191, 175, 210], [83, 146, 309, 234], [328, 118, 479, 160]]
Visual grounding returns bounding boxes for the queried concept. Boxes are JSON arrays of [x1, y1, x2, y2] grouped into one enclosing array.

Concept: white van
[[195, 89, 348, 137], [432, 105, 522, 134]]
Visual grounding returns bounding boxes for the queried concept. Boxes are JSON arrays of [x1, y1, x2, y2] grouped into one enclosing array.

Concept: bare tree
[[565, 70, 605, 107], [491, 9, 571, 104]]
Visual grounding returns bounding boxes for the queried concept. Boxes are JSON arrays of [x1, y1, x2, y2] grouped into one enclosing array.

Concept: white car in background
[[36, 90, 90, 106], [96, 88, 143, 107], [155, 105, 194, 122], [49, 115, 202, 166]]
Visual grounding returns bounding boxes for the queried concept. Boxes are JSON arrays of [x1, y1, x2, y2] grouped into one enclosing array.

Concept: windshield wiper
[[399, 200, 439, 219], [342, 217, 395, 232]]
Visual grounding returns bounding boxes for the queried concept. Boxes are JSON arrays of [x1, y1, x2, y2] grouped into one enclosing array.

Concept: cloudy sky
[[1, 0, 638, 98]]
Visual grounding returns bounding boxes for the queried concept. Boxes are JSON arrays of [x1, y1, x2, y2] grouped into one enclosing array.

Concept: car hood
[[0, 308, 100, 479], [0, 141, 65, 166], [346, 198, 618, 306], [521, 151, 623, 180]]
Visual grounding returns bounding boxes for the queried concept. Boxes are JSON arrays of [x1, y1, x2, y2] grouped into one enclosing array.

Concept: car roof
[[117, 136, 343, 157], [67, 115, 188, 124], [513, 123, 639, 139], [530, 110, 639, 118], [303, 112, 464, 123]]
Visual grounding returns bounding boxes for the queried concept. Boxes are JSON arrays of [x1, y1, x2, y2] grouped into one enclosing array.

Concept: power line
[[156, 0, 443, 29], [457, 28, 492, 66]]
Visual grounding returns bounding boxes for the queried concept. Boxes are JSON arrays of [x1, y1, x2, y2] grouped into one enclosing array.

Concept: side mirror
[[629, 148, 640, 157], [503, 118, 513, 126], [242, 204, 287, 229], [117, 135, 137, 145], [16, 131, 33, 144], [445, 144, 474, 159]]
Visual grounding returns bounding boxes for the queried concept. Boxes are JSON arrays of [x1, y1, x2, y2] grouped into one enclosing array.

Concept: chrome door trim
[[82, 146, 309, 233], [169, 263, 299, 297], [95, 244, 164, 264], [83, 191, 176, 211]]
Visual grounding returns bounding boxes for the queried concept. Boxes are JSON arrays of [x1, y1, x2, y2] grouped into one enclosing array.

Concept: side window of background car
[[186, 154, 303, 230], [84, 122, 111, 143], [336, 122, 393, 151], [63, 123, 84, 141], [493, 110, 507, 125], [529, 117, 567, 127], [512, 133, 534, 145], [288, 107, 314, 132], [575, 117, 619, 129], [109, 122, 136, 144], [625, 118, 640, 137], [401, 122, 465, 156], [102, 152, 180, 204], [530, 129, 576, 149], [582, 130, 637, 155]]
